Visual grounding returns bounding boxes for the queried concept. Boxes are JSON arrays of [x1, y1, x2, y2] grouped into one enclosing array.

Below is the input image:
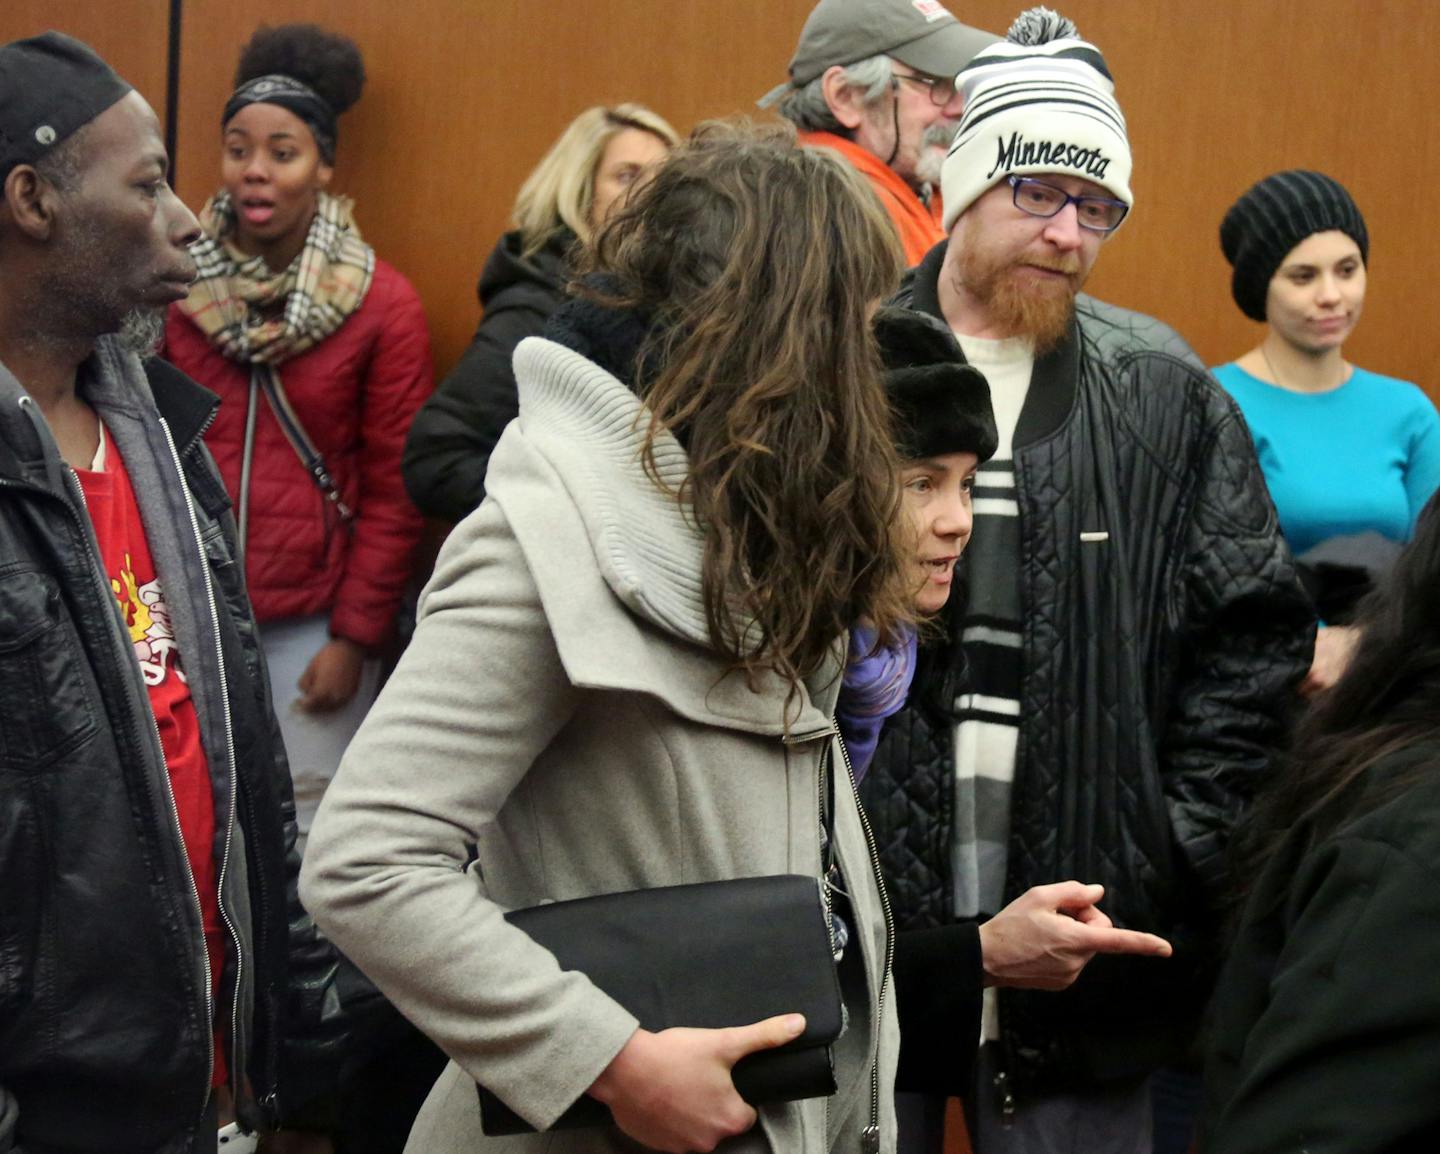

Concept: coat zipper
[[0, 459, 215, 1128], [817, 743, 833, 1148], [833, 728, 893, 1154], [70, 453, 225, 1124], [160, 417, 248, 1110]]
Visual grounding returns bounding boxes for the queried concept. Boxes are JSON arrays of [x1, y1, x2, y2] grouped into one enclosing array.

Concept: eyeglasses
[[1007, 175, 1129, 233], [891, 69, 958, 107]]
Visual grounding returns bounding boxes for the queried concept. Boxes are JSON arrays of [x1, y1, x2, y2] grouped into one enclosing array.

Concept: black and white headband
[[222, 74, 338, 163]]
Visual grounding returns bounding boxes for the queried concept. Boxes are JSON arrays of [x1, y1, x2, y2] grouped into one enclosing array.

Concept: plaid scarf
[[177, 189, 375, 366]]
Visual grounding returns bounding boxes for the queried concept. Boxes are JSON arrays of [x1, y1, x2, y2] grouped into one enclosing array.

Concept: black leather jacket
[[865, 245, 1314, 1099], [0, 345, 343, 1153]]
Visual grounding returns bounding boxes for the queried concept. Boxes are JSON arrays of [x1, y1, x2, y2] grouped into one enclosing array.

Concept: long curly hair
[[1232, 491, 1440, 897], [583, 120, 911, 696]]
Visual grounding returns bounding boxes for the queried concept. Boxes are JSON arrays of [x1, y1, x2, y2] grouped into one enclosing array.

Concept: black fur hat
[[873, 306, 998, 464]]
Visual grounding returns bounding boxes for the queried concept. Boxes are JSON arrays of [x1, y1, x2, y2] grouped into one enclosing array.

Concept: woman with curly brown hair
[[301, 122, 912, 1153]]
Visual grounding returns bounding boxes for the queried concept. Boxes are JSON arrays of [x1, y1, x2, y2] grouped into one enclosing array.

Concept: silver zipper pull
[[995, 1069, 1016, 1128], [862, 1123, 881, 1154]]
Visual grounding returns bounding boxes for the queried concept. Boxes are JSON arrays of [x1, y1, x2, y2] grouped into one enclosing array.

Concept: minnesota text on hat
[[987, 132, 1112, 181], [939, 6, 1133, 232]]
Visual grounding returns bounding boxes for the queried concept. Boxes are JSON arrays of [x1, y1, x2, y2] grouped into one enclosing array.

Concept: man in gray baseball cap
[[761, 0, 996, 265]]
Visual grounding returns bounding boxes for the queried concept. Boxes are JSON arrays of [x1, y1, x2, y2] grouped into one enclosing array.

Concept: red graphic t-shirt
[[75, 426, 228, 1087]]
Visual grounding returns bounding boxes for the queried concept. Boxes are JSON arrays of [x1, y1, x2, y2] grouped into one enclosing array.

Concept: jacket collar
[[511, 336, 717, 651], [503, 336, 841, 734], [0, 337, 219, 481], [797, 130, 939, 224]]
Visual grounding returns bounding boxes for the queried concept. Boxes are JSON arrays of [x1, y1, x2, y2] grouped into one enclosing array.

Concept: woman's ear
[[315, 161, 335, 191]]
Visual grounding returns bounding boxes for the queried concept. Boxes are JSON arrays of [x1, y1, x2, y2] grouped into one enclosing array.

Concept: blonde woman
[[402, 104, 678, 523]]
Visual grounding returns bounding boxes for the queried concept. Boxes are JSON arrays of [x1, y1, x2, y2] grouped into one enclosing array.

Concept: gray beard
[[116, 309, 165, 357], [915, 123, 957, 188]]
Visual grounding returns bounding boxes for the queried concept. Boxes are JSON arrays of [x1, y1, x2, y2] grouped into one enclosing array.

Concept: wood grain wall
[[0, 1, 170, 127], [10, 1, 1439, 401]]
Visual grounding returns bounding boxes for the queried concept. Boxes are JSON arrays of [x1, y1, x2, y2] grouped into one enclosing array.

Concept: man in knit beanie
[[863, 9, 1314, 1153], [0, 31, 344, 1150], [760, 0, 998, 265]]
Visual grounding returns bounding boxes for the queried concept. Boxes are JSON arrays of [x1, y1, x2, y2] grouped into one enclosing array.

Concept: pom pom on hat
[[939, 7, 1131, 232]]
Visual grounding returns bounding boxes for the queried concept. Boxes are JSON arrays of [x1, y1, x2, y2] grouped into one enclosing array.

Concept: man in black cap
[[760, 0, 997, 266], [0, 31, 342, 1151]]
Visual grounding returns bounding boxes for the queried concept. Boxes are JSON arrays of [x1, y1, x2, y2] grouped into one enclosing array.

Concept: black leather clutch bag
[[475, 873, 844, 1135]]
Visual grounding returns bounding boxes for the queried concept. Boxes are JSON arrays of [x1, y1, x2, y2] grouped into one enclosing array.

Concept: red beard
[[953, 247, 1084, 354]]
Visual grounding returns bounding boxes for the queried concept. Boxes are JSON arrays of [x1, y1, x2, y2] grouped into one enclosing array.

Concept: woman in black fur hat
[[835, 306, 998, 777]]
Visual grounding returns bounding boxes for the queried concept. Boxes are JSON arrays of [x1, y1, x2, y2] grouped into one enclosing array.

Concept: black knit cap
[[0, 32, 132, 183], [1220, 170, 1369, 323], [873, 306, 998, 464]]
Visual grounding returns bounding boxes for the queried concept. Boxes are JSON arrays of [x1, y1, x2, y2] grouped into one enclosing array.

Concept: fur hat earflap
[[873, 307, 998, 464]]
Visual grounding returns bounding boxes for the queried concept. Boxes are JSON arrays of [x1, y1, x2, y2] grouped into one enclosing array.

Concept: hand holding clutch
[[589, 1014, 808, 1154]]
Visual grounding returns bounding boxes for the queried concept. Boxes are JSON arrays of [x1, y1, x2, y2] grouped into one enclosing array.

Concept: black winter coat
[[401, 229, 572, 523], [0, 349, 343, 1153], [864, 244, 1314, 1100], [1202, 742, 1440, 1153]]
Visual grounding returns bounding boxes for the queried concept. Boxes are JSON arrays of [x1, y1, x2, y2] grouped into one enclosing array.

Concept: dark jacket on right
[[1202, 741, 1440, 1153], [401, 229, 572, 524], [0, 346, 343, 1153], [865, 244, 1314, 1101]]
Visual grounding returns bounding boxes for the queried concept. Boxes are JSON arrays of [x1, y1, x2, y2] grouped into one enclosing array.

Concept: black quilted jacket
[[865, 244, 1315, 1101]]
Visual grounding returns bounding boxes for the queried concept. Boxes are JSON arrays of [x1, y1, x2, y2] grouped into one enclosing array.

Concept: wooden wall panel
[[174, 0, 816, 381], [0, 1, 170, 129], [24, 0, 1426, 398]]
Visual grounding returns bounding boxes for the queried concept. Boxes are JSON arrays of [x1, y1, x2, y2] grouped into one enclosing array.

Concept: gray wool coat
[[300, 337, 899, 1153]]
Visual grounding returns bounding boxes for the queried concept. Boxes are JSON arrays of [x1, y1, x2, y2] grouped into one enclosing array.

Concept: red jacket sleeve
[[329, 267, 434, 648]]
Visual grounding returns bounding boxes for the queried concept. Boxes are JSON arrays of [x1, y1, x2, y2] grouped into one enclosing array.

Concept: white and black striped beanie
[[940, 8, 1132, 232]]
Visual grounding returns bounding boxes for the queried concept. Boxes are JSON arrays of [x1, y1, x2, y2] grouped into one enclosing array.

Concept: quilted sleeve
[[1162, 378, 1314, 906]]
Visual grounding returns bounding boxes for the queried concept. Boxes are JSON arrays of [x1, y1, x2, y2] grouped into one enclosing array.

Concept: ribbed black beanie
[[1220, 170, 1368, 322]]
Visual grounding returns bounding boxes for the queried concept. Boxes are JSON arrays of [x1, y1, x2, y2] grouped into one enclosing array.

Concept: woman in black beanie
[[1214, 170, 1440, 694]]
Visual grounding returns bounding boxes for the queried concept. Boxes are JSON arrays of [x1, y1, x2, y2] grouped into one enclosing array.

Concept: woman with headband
[[165, 24, 432, 840], [1215, 171, 1440, 694]]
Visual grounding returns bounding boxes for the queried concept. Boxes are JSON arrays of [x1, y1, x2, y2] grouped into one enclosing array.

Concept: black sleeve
[[401, 294, 556, 524], [1163, 374, 1314, 906], [891, 922, 984, 1096], [0, 1084, 19, 1154]]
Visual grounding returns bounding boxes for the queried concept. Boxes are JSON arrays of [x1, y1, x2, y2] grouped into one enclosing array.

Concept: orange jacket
[[798, 130, 944, 267]]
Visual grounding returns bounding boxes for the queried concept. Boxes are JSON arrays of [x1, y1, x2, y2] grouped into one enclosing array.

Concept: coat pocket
[[0, 567, 99, 767]]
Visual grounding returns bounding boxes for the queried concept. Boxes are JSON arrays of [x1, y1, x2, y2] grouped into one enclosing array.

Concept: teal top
[[1213, 362, 1440, 554]]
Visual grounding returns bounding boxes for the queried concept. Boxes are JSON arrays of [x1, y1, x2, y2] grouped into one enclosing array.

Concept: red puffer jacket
[[164, 259, 433, 649]]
